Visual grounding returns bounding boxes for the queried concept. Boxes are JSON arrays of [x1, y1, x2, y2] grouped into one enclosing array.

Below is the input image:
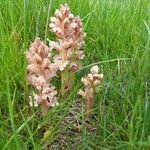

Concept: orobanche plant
[[26, 38, 58, 116], [49, 4, 86, 95], [78, 65, 103, 117], [26, 4, 103, 122]]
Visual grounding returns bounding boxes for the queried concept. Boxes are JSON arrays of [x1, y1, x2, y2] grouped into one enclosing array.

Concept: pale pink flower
[[41, 86, 58, 108], [53, 55, 68, 71], [90, 65, 99, 74], [76, 51, 85, 60], [69, 62, 81, 72], [78, 65, 103, 97], [28, 75, 47, 90], [26, 38, 58, 80], [29, 94, 42, 107]]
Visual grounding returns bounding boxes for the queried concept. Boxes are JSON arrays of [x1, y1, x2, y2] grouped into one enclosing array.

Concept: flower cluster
[[78, 65, 103, 117], [26, 4, 103, 119], [49, 4, 86, 72], [78, 65, 103, 98], [26, 38, 58, 109]]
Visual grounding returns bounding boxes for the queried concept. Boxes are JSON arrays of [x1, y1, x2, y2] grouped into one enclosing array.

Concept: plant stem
[[41, 102, 49, 116], [61, 69, 75, 96], [85, 93, 94, 118]]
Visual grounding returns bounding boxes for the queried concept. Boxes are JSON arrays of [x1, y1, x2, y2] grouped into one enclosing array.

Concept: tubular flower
[[49, 4, 86, 72], [26, 38, 58, 109], [78, 65, 103, 117]]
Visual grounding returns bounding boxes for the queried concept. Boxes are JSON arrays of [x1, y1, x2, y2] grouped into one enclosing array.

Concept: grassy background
[[0, 0, 150, 149]]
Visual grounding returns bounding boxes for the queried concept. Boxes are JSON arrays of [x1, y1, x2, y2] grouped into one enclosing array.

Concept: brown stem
[[61, 69, 75, 96], [85, 93, 94, 118], [41, 101, 49, 116], [41, 101, 51, 140], [68, 71, 75, 93]]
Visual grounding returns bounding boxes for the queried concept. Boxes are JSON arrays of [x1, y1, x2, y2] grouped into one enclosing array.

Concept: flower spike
[[26, 38, 58, 115], [78, 65, 103, 118]]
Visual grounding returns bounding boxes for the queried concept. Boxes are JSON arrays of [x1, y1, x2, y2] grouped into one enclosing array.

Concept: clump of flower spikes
[[78, 65, 103, 117], [49, 3, 86, 72], [26, 38, 58, 111]]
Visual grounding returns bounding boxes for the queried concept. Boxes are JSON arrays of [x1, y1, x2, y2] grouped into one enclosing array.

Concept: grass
[[0, 0, 150, 149]]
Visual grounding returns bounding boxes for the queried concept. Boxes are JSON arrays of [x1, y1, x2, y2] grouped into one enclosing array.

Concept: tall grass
[[0, 0, 150, 149]]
